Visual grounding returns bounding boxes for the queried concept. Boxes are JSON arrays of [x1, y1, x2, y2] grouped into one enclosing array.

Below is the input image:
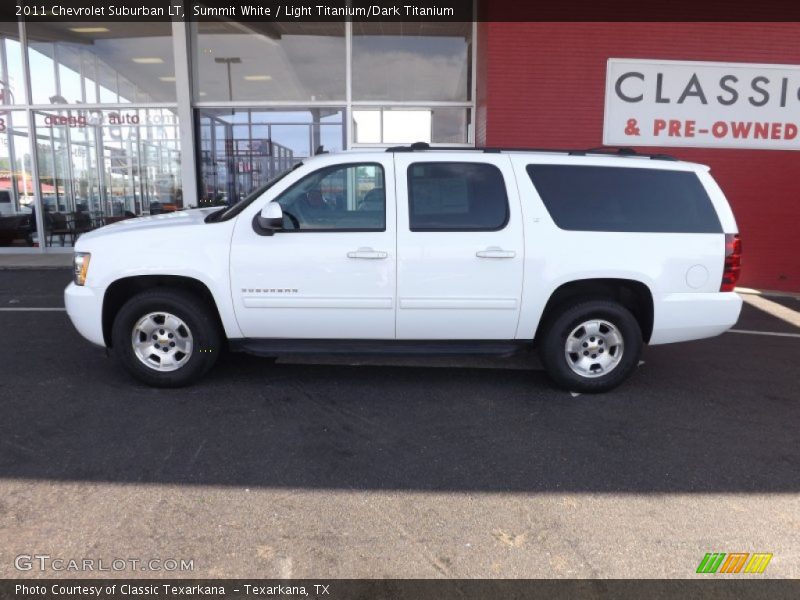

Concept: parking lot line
[[728, 329, 800, 339], [741, 294, 800, 328]]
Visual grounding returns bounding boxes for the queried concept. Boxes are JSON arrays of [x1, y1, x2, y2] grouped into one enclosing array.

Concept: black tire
[[111, 288, 222, 387], [538, 299, 643, 393]]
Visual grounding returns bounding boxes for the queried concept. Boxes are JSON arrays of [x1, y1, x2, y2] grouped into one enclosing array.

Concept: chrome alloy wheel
[[131, 312, 193, 372], [564, 319, 624, 378]]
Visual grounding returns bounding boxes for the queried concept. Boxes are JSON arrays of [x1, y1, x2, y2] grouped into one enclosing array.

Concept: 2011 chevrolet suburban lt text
[[64, 144, 743, 393]]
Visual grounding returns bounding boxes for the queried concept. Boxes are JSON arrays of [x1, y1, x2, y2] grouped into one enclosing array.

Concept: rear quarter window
[[525, 165, 722, 233]]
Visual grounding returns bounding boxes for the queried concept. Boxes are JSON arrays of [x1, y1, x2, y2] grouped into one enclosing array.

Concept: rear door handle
[[347, 247, 388, 259], [476, 246, 516, 259]]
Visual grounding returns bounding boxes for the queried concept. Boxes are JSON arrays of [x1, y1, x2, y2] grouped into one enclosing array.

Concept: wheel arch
[[534, 278, 655, 344], [102, 275, 225, 348]]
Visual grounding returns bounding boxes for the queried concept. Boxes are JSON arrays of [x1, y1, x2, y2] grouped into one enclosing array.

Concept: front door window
[[274, 163, 385, 231]]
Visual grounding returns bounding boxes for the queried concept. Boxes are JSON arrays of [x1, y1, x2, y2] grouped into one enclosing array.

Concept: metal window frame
[[18, 18, 48, 253], [172, 10, 198, 209]]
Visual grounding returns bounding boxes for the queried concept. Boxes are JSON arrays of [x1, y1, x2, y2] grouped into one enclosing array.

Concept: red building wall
[[476, 22, 800, 292]]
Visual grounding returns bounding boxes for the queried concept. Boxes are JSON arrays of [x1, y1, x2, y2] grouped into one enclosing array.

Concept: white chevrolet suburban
[[65, 144, 743, 393]]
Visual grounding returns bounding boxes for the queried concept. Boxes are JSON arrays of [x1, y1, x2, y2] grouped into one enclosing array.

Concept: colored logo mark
[[696, 552, 772, 574]]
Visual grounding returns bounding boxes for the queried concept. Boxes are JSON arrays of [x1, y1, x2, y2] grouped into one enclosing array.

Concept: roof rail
[[385, 142, 678, 161], [568, 146, 678, 161], [386, 142, 542, 153]]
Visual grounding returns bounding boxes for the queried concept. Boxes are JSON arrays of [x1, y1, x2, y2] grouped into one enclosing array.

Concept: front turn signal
[[73, 252, 91, 286]]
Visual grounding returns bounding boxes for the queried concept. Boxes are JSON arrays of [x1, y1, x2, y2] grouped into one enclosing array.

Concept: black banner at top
[[10, 0, 471, 22], [4, 0, 800, 22]]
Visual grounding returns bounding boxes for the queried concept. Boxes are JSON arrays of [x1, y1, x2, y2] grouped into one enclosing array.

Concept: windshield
[[206, 162, 303, 223]]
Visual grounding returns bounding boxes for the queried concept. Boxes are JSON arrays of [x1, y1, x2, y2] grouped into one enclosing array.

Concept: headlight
[[73, 252, 91, 286]]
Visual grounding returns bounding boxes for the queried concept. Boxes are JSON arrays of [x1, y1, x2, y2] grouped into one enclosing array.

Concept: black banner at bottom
[[1, 580, 799, 600]]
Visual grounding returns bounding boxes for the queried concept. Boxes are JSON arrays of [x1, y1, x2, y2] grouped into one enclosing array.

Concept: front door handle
[[347, 247, 388, 259], [476, 246, 516, 259]]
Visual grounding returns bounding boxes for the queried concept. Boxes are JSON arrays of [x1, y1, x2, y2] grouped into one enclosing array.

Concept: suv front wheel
[[539, 299, 643, 393], [111, 288, 221, 387]]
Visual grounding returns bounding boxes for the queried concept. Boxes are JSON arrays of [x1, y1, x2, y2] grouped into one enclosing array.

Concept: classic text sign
[[604, 58, 800, 150]]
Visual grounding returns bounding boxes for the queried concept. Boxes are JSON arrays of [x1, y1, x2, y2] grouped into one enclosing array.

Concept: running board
[[230, 339, 532, 358]]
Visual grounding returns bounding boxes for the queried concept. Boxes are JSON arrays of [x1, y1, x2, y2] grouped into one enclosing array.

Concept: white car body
[[64, 147, 742, 390]]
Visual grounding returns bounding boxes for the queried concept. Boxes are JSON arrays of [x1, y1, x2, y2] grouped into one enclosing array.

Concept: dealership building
[[0, 15, 797, 292]]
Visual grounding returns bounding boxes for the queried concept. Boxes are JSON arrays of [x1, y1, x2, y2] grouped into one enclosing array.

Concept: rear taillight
[[720, 234, 742, 292]]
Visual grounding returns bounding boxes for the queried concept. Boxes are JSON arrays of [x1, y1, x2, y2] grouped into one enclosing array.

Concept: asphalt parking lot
[[0, 269, 798, 578]]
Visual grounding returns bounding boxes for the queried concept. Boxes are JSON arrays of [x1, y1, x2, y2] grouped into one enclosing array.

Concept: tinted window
[[275, 163, 385, 231], [526, 165, 722, 233], [408, 162, 508, 231]]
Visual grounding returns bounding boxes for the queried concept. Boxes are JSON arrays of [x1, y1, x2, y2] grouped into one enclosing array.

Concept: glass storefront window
[[190, 22, 345, 102], [352, 23, 472, 102], [0, 111, 34, 246], [0, 23, 25, 104], [31, 108, 180, 247], [0, 20, 476, 252], [25, 22, 176, 104], [353, 107, 470, 145], [197, 108, 344, 206]]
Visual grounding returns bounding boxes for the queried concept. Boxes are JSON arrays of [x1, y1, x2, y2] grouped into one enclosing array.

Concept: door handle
[[476, 246, 516, 259], [347, 247, 388, 259]]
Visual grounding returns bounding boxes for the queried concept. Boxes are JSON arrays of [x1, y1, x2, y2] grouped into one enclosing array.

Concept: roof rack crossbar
[[569, 146, 678, 161], [384, 142, 677, 161]]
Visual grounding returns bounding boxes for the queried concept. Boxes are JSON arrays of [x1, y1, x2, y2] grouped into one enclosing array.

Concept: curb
[[0, 266, 72, 270]]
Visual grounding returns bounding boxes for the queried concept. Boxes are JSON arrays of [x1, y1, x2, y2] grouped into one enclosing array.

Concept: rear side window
[[526, 165, 722, 233], [408, 162, 508, 231]]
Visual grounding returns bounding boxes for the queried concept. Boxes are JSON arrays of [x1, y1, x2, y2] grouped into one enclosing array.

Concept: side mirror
[[253, 201, 283, 236]]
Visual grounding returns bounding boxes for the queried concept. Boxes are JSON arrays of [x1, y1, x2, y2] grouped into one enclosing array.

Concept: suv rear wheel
[[539, 299, 642, 393], [111, 288, 221, 387]]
